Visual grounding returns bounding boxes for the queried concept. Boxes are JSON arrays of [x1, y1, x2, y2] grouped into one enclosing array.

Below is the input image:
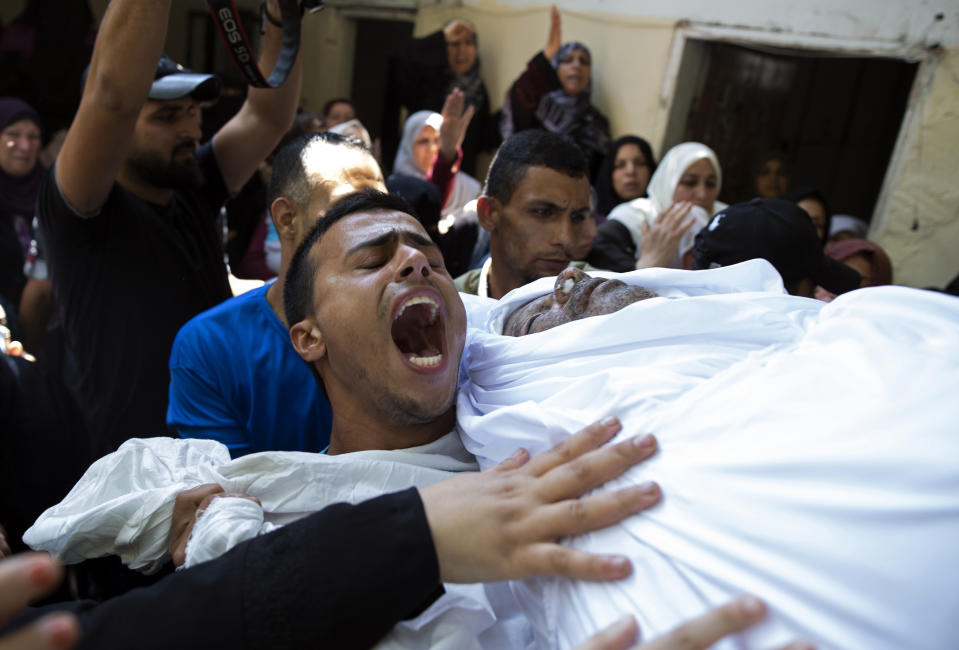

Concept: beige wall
[[412, 4, 677, 154], [417, 2, 959, 288], [871, 48, 959, 288]]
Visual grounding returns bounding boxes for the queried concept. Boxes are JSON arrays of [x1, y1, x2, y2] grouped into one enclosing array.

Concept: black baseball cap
[[149, 53, 221, 102], [693, 198, 861, 295]]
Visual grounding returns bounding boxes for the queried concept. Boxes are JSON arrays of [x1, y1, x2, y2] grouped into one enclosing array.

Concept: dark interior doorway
[[350, 18, 413, 146], [666, 40, 918, 221]]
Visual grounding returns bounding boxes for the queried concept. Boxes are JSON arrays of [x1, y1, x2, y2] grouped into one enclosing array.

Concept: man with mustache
[[455, 129, 596, 298], [36, 0, 302, 458]]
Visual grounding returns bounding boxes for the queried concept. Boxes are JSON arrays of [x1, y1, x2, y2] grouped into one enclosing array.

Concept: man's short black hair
[[283, 188, 418, 328], [484, 129, 589, 205], [267, 131, 369, 213]]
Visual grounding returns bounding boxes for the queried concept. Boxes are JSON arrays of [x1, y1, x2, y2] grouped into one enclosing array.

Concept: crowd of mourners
[[1, 2, 958, 650]]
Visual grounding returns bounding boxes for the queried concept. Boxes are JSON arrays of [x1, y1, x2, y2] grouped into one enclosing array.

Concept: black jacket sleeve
[[586, 219, 638, 273], [15, 488, 443, 650]]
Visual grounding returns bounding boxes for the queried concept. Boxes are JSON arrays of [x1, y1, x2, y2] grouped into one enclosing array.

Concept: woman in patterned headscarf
[[500, 7, 610, 181], [0, 97, 44, 320]]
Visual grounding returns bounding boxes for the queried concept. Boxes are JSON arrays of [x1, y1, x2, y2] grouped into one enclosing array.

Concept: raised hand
[[438, 88, 476, 164], [545, 5, 563, 61]]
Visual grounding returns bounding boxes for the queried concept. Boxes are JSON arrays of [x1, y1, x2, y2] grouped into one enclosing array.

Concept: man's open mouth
[[390, 295, 444, 368]]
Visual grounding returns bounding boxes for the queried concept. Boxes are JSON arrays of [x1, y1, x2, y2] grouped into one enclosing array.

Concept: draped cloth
[[26, 433, 531, 650], [457, 261, 959, 649]]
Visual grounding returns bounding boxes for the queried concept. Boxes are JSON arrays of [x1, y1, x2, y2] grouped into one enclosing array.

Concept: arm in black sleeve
[[586, 219, 638, 273], [28, 488, 442, 650]]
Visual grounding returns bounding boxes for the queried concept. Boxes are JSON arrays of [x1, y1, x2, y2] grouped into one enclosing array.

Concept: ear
[[271, 197, 299, 242], [476, 196, 500, 232], [289, 319, 326, 364]]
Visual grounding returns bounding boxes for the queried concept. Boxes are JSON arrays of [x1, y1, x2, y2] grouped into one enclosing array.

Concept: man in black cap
[[36, 0, 302, 458], [692, 198, 861, 297]]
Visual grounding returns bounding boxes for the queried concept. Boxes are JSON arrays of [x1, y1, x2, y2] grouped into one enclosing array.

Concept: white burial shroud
[[457, 260, 959, 650], [24, 433, 530, 650]]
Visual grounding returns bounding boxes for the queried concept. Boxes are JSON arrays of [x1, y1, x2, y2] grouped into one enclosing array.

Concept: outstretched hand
[[0, 554, 78, 649], [635, 201, 696, 270], [575, 596, 814, 650], [545, 5, 562, 61], [420, 417, 661, 584], [438, 88, 476, 164]]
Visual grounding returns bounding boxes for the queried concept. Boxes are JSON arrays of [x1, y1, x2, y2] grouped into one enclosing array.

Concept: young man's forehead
[[509, 167, 591, 206], [325, 210, 427, 248]]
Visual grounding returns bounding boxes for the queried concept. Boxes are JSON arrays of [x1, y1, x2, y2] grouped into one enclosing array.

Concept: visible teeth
[[408, 353, 443, 367], [395, 296, 438, 323]]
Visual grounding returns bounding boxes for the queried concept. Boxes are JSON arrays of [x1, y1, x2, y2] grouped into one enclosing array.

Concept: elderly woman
[[594, 135, 658, 219], [0, 98, 45, 337], [500, 7, 610, 180], [587, 141, 726, 272]]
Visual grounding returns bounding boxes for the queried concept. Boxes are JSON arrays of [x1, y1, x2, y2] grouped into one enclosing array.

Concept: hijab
[[534, 42, 609, 168], [391, 111, 481, 218], [594, 135, 657, 216], [0, 97, 45, 220], [825, 238, 893, 287], [392, 111, 444, 179], [608, 142, 725, 267]]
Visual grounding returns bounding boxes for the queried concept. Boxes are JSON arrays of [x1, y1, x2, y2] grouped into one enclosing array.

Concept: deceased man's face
[[503, 268, 658, 336]]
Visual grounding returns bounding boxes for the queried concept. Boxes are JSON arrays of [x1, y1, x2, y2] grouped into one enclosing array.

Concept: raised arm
[[212, 0, 303, 194], [55, 0, 172, 215]]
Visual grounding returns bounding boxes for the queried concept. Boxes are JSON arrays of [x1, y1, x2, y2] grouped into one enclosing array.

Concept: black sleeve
[[381, 30, 451, 175], [586, 219, 638, 273], [13, 488, 443, 650], [195, 139, 231, 218]]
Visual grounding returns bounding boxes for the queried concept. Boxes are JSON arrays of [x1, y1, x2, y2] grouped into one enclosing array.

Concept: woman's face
[[412, 125, 439, 175], [611, 143, 651, 202], [557, 48, 591, 96], [755, 158, 789, 198], [797, 197, 827, 241], [672, 158, 719, 212], [0, 119, 42, 177]]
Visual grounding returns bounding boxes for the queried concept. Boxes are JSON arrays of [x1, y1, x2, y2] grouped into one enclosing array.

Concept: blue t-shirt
[[167, 283, 332, 457]]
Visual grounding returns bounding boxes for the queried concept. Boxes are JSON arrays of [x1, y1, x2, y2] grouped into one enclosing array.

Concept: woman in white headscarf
[[388, 102, 481, 219], [587, 142, 726, 272]]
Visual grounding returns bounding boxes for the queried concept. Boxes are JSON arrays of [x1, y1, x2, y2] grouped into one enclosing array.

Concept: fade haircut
[[283, 188, 419, 328], [483, 129, 589, 205], [267, 131, 369, 214]]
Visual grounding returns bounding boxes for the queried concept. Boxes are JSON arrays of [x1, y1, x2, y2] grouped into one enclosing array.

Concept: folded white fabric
[[24, 433, 531, 649], [458, 262, 959, 650]]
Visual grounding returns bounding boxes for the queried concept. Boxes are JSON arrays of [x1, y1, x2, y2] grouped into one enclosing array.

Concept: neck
[[486, 255, 520, 300], [326, 405, 456, 455], [117, 166, 173, 206], [265, 244, 297, 326]]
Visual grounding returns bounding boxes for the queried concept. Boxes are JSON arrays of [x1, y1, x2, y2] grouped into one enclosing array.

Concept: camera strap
[[206, 0, 302, 88]]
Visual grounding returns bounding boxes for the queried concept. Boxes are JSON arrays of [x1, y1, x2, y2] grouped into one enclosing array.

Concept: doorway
[[665, 39, 918, 221], [350, 18, 413, 152]]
